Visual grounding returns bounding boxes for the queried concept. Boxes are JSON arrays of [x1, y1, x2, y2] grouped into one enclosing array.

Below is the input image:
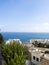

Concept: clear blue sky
[[0, 0, 49, 32]]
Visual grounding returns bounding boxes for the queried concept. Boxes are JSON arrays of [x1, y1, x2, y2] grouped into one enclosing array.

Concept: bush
[[2, 42, 26, 65]]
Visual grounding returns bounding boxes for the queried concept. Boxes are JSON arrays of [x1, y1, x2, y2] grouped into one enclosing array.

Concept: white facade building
[[31, 49, 44, 65], [30, 39, 49, 44], [30, 48, 49, 65], [6, 39, 22, 44]]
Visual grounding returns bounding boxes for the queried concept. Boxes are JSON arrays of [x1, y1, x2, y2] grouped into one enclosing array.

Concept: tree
[[0, 33, 4, 65], [0, 33, 4, 44], [33, 41, 38, 47], [24, 46, 31, 60], [2, 42, 26, 65]]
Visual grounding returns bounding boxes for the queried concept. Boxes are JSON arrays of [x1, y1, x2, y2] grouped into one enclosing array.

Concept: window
[[33, 56, 35, 60], [36, 58, 39, 62]]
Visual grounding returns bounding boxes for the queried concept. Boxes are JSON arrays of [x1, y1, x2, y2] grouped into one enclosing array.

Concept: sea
[[1, 32, 49, 42]]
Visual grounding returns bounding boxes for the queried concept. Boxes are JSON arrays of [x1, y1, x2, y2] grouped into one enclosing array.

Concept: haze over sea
[[1, 32, 49, 42]]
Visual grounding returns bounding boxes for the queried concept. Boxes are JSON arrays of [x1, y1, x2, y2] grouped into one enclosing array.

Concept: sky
[[0, 0, 49, 32]]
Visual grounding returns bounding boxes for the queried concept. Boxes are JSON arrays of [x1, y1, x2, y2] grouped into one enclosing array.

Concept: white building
[[30, 48, 49, 65], [44, 54, 49, 60], [31, 49, 44, 65], [30, 39, 49, 44], [6, 39, 22, 44]]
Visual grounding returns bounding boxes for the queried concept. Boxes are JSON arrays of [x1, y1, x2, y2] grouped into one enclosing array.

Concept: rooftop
[[39, 58, 49, 65]]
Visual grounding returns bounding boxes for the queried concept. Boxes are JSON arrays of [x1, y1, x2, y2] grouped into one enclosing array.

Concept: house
[[30, 47, 49, 65], [30, 39, 49, 44], [31, 49, 44, 65], [6, 39, 22, 44]]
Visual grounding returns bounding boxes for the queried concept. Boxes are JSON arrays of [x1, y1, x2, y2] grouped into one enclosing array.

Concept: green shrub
[[2, 42, 26, 65]]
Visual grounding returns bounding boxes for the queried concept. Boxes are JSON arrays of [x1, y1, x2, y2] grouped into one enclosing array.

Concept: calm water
[[1, 32, 49, 42]]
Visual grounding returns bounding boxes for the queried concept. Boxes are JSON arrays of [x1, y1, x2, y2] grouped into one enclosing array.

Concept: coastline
[[1, 32, 49, 43]]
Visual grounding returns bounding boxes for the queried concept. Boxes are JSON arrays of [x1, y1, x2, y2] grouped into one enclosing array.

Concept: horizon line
[[1, 31, 49, 33]]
